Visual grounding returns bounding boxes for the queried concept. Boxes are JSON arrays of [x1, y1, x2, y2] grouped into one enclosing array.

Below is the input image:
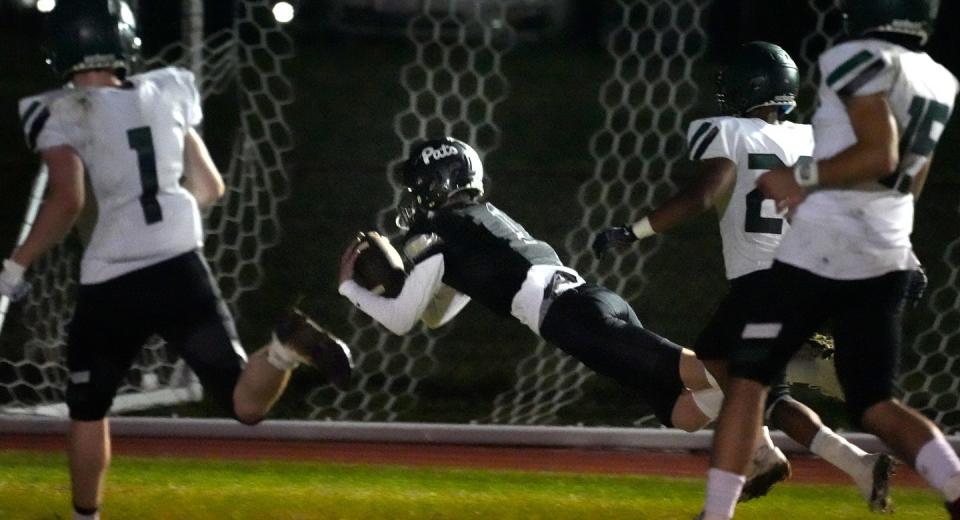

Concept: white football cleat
[[741, 442, 791, 501], [855, 453, 894, 513]]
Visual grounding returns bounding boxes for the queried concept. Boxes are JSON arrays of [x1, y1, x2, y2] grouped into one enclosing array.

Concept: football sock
[[73, 505, 99, 520], [266, 336, 301, 371], [704, 468, 745, 520], [916, 437, 960, 502], [810, 426, 868, 479]]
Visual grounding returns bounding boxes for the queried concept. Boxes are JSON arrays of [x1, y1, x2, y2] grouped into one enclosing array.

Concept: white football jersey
[[779, 39, 959, 280], [687, 117, 813, 280], [18, 67, 205, 284]]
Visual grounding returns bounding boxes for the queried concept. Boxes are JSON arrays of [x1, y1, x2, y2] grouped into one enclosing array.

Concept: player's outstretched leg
[[771, 396, 894, 512], [232, 308, 353, 424], [273, 308, 353, 387], [861, 400, 960, 517]]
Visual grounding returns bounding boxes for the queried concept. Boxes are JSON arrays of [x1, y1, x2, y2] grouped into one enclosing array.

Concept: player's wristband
[[793, 160, 819, 187], [630, 217, 655, 240]]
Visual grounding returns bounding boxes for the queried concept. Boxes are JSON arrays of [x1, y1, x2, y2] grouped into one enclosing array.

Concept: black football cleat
[[275, 308, 353, 389], [947, 496, 960, 520]]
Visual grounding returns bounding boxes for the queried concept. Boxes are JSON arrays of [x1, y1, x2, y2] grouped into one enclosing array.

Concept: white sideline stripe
[[0, 384, 204, 417], [1, 416, 957, 455]]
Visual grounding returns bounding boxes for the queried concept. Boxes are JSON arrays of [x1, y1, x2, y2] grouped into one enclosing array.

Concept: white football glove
[[0, 259, 30, 302]]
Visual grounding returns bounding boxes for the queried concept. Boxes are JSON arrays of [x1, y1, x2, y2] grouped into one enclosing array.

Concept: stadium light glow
[[36, 0, 56, 12], [272, 2, 295, 24]]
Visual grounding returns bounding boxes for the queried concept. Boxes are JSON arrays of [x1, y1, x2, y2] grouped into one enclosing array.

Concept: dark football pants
[[539, 283, 684, 426], [728, 261, 910, 426], [66, 250, 246, 421], [694, 268, 791, 411]]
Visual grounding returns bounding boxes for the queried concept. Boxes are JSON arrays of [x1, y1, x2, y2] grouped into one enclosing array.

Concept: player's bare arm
[[648, 158, 737, 232], [182, 127, 225, 210], [593, 157, 737, 258], [759, 93, 898, 210], [11, 145, 85, 269]]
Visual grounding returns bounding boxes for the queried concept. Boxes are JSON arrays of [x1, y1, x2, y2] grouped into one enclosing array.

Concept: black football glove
[[906, 266, 928, 307], [592, 225, 638, 259]]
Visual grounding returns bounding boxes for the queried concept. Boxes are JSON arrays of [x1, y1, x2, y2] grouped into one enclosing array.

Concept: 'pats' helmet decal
[[46, 0, 142, 79], [841, 0, 939, 45], [717, 41, 799, 117], [401, 137, 485, 211]]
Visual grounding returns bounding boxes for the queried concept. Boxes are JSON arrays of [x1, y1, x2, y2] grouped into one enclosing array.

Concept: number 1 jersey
[[18, 67, 205, 284], [686, 116, 814, 280]]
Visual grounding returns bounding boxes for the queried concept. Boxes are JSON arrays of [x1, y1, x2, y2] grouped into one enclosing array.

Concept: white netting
[[0, 0, 293, 415], [307, 0, 520, 421], [490, 0, 710, 425]]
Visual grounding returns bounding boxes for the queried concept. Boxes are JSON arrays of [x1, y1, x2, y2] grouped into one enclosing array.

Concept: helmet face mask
[[841, 0, 940, 46], [46, 0, 142, 80], [399, 138, 485, 215], [716, 41, 799, 118]]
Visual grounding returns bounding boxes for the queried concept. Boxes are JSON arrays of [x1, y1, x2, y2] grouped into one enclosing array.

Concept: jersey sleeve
[[820, 43, 895, 99], [687, 117, 738, 162], [18, 93, 68, 153], [171, 68, 203, 127], [145, 67, 203, 127]]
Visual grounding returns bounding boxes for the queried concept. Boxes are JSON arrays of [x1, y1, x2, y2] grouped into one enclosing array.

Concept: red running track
[[0, 433, 926, 488]]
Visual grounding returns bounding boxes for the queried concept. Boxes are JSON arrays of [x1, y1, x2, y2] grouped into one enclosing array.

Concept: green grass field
[[0, 450, 947, 520]]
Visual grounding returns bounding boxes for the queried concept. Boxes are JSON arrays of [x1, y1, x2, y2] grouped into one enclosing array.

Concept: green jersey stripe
[[688, 121, 713, 155], [826, 50, 874, 87], [837, 58, 885, 98]]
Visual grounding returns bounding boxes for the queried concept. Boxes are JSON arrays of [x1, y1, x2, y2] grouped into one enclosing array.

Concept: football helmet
[[842, 0, 939, 45], [46, 0, 142, 79], [400, 137, 485, 211], [716, 41, 799, 117]]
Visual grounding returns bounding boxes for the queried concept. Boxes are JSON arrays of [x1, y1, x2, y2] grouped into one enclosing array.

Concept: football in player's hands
[[353, 231, 407, 298]]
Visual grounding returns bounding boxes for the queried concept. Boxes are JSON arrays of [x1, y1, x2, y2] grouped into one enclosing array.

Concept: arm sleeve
[[820, 45, 895, 99], [420, 284, 471, 329], [339, 253, 446, 335], [687, 118, 737, 162], [19, 96, 68, 153]]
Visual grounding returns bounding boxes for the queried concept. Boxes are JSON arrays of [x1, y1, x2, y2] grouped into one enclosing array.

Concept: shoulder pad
[[403, 233, 443, 266], [687, 117, 735, 161], [18, 89, 72, 152]]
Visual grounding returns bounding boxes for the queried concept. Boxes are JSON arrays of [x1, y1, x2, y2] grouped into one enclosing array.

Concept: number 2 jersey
[[686, 116, 814, 280], [779, 39, 959, 280], [18, 67, 205, 284]]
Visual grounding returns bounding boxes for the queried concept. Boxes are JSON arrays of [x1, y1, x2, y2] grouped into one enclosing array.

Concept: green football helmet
[[46, 0, 141, 80], [842, 0, 940, 45], [716, 41, 799, 117]]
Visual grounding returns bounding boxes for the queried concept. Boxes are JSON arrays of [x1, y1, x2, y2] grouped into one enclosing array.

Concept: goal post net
[[0, 0, 293, 416]]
